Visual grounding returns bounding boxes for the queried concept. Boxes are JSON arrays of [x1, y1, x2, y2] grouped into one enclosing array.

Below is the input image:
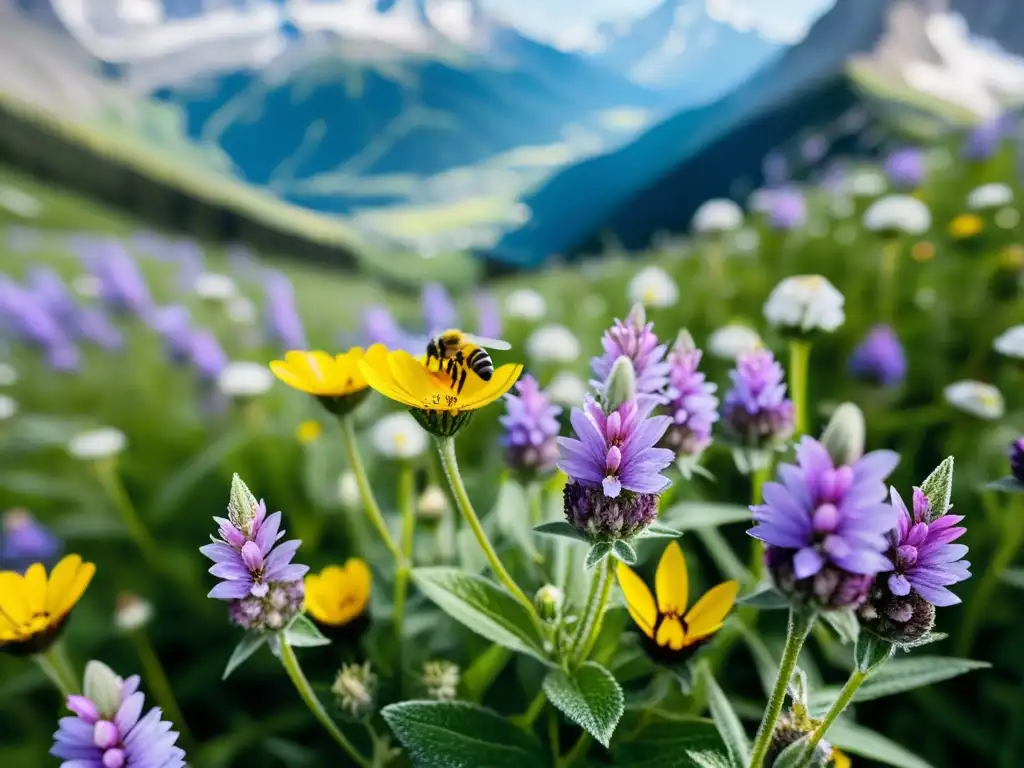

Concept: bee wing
[[461, 333, 511, 351]]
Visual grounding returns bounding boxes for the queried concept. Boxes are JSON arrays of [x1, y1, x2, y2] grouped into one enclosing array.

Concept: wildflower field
[[1, 119, 1023, 768]]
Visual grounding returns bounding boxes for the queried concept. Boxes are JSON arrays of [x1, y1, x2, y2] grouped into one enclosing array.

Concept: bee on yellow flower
[[296, 420, 323, 445], [270, 347, 378, 416], [305, 559, 372, 634], [0, 554, 95, 655], [616, 541, 738, 665], [948, 213, 984, 240]]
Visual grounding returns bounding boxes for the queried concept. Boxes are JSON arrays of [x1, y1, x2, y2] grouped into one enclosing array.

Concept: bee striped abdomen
[[466, 347, 494, 381]]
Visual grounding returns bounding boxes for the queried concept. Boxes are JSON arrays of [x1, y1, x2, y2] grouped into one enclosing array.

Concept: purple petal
[[255, 511, 282, 556], [888, 573, 912, 596], [833, 548, 893, 575], [602, 476, 622, 497], [263, 539, 302, 574], [209, 560, 249, 580], [208, 580, 252, 600], [793, 547, 824, 579], [199, 542, 237, 564]]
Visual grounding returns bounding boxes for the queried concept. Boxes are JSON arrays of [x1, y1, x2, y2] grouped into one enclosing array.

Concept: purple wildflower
[[722, 348, 794, 448], [84, 242, 153, 317], [422, 282, 457, 335], [46, 343, 82, 373], [590, 305, 670, 401], [0, 276, 68, 348], [1, 509, 60, 572], [662, 332, 718, 457], [749, 437, 900, 609], [199, 475, 308, 632], [25, 267, 78, 326], [558, 396, 674, 541], [768, 188, 807, 231], [962, 117, 1007, 161], [475, 291, 503, 341], [363, 305, 411, 351], [50, 661, 186, 768], [189, 330, 228, 381], [500, 374, 562, 477], [883, 148, 926, 190], [263, 270, 307, 351], [148, 306, 193, 365], [849, 325, 906, 387], [76, 307, 123, 351], [1011, 438, 1024, 483]]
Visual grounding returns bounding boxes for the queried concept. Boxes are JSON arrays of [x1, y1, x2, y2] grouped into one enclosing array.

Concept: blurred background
[[1, 0, 1023, 766]]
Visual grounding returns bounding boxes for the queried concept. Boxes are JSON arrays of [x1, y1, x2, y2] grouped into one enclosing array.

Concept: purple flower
[[263, 270, 307, 351], [363, 305, 412, 351], [768, 188, 807, 231], [188, 330, 228, 381], [1, 509, 60, 572], [475, 292, 503, 341], [46, 343, 82, 373], [749, 437, 900, 609], [849, 325, 906, 387], [722, 348, 794, 448], [422, 282, 457, 335], [962, 116, 1008, 161], [0, 277, 68, 348], [76, 308, 123, 351], [558, 396, 674, 541], [82, 242, 153, 317], [50, 662, 186, 768], [199, 476, 308, 632], [500, 374, 561, 477], [1011, 438, 1024, 483], [148, 306, 193, 364], [662, 333, 718, 457], [590, 306, 670, 401], [25, 267, 78, 326], [883, 148, 926, 190]]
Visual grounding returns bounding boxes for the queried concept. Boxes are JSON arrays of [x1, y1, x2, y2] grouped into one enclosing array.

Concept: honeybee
[[425, 330, 511, 393]]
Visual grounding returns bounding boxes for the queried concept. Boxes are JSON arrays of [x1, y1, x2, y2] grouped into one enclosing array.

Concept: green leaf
[[0, 471, 84, 500], [685, 749, 734, 768], [771, 735, 814, 768], [828, 720, 934, 768], [640, 522, 683, 539], [381, 701, 545, 768], [283, 614, 331, 648], [737, 585, 789, 610], [854, 634, 894, 673], [899, 631, 947, 649], [52, 513, 129, 540], [821, 609, 859, 644], [223, 633, 268, 680], [984, 476, 1024, 494], [543, 661, 624, 747], [1001, 567, 1024, 590], [411, 568, 548, 663], [612, 719, 724, 768], [462, 645, 513, 703], [533, 521, 587, 542], [611, 540, 638, 565], [702, 667, 750, 767], [661, 502, 752, 531], [919, 456, 954, 519], [494, 478, 541, 561], [585, 542, 613, 569]]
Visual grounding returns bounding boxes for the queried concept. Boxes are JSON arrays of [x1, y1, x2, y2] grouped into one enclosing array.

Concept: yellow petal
[[23, 564, 47, 615], [50, 562, 95, 619], [615, 561, 656, 638], [830, 748, 852, 768], [461, 364, 523, 410], [655, 615, 686, 650], [683, 580, 739, 639], [358, 358, 418, 409], [270, 360, 315, 393], [46, 555, 85, 615], [655, 541, 689, 616], [389, 351, 445, 406], [0, 571, 29, 623]]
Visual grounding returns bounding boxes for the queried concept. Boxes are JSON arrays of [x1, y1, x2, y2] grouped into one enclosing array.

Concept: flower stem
[[435, 436, 534, 611], [92, 461, 164, 571], [797, 668, 866, 766], [131, 630, 193, 748], [748, 607, 817, 768], [393, 462, 417, 643], [35, 642, 79, 699], [558, 732, 592, 768], [879, 239, 901, 323], [748, 459, 774, 581], [571, 556, 614, 664], [278, 636, 371, 767], [788, 339, 811, 438], [519, 688, 547, 728], [340, 418, 405, 566]]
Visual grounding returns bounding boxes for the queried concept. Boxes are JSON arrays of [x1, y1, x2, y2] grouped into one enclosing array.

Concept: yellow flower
[[830, 747, 852, 768], [270, 347, 379, 416], [296, 420, 322, 445], [616, 541, 738, 660], [305, 559, 371, 627], [358, 343, 523, 437], [0, 554, 95, 655], [948, 213, 984, 240]]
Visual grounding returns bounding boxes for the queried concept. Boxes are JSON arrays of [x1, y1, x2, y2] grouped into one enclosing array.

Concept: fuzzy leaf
[[585, 542, 613, 569], [640, 522, 684, 539], [686, 749, 735, 768], [661, 502, 752, 531], [737, 585, 789, 610], [612, 719, 724, 767], [611, 540, 638, 565], [533, 521, 588, 542], [544, 661, 624, 747], [771, 735, 814, 768], [702, 668, 750, 767], [223, 633, 268, 680], [854, 634, 894, 673], [411, 568, 548, 663], [898, 631, 947, 649], [821, 608, 860, 644], [283, 614, 331, 648], [828, 720, 934, 768], [1001, 567, 1024, 590], [381, 701, 545, 768], [919, 456, 954, 519], [984, 476, 1024, 494]]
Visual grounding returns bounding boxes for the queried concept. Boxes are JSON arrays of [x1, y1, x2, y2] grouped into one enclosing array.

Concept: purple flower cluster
[[883, 148, 926, 190], [263, 270, 307, 351], [662, 333, 718, 457], [749, 437, 900, 609], [51, 665, 186, 768], [590, 306, 670, 401], [0, 275, 81, 372], [849, 325, 907, 388], [200, 477, 308, 632], [558, 396, 674, 541], [500, 375, 562, 477], [148, 305, 228, 381], [722, 348, 794, 448], [76, 240, 153, 317], [1, 509, 60, 572], [962, 114, 1015, 161], [1010, 438, 1024, 484], [422, 282, 458, 336], [767, 188, 807, 231]]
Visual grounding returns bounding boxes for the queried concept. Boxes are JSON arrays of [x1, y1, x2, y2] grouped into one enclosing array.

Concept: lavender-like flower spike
[[200, 475, 308, 632], [663, 330, 719, 457], [1, 509, 60, 572], [500, 374, 562, 478], [849, 325, 906, 388], [422, 282, 457, 336], [590, 304, 670, 401], [749, 437, 900, 609], [263, 270, 307, 351], [1011, 438, 1024, 484], [722, 347, 794, 448]]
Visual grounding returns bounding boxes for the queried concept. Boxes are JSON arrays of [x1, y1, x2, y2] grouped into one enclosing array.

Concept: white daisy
[[943, 380, 1005, 420], [114, 593, 154, 632], [68, 427, 127, 460], [628, 265, 679, 308], [526, 324, 581, 363], [692, 199, 743, 235], [545, 371, 587, 407], [708, 324, 762, 360], [503, 288, 547, 321], [0, 394, 17, 421], [217, 362, 274, 398], [193, 273, 238, 303], [967, 182, 1013, 211], [763, 275, 845, 334], [863, 195, 932, 235], [994, 325, 1024, 359], [371, 412, 428, 460]]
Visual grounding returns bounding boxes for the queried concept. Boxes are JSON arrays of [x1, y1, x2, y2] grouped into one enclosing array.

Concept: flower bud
[[858, 586, 936, 646], [422, 660, 460, 701], [603, 357, 638, 413], [337, 471, 360, 511], [114, 592, 153, 633], [820, 403, 865, 466], [766, 548, 874, 611], [332, 661, 377, 720], [534, 585, 564, 623], [563, 482, 658, 543], [83, 661, 122, 720], [417, 485, 448, 525], [766, 712, 832, 768], [228, 580, 305, 633], [228, 474, 259, 536]]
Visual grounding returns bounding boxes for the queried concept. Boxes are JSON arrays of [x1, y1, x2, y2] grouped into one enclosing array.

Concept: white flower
[[217, 362, 274, 398], [337, 471, 360, 510], [193, 273, 237, 303], [526, 324, 580, 363], [708, 324, 762, 360], [967, 182, 1013, 211], [629, 265, 678, 308], [0, 363, 17, 386], [0, 395, 17, 421], [763, 275, 845, 334], [417, 485, 449, 522], [72, 274, 102, 299], [545, 371, 587, 407], [0, 186, 42, 218], [692, 199, 743, 234], [863, 195, 932, 235], [943, 380, 1005, 420], [996, 207, 1020, 229], [846, 169, 887, 199], [114, 593, 154, 632], [371, 412, 428, 459], [503, 289, 547, 321], [994, 325, 1024, 359], [227, 297, 257, 325], [68, 427, 127, 460]]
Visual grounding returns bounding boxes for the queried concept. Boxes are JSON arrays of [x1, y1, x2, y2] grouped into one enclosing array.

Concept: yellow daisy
[[358, 343, 523, 437], [305, 559, 372, 627], [0, 554, 95, 655], [830, 747, 852, 768], [296, 419, 323, 445], [948, 213, 984, 240], [616, 541, 738, 663], [270, 347, 380, 416]]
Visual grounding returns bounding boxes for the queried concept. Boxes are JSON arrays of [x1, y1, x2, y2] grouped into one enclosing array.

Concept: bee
[[425, 330, 512, 394]]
